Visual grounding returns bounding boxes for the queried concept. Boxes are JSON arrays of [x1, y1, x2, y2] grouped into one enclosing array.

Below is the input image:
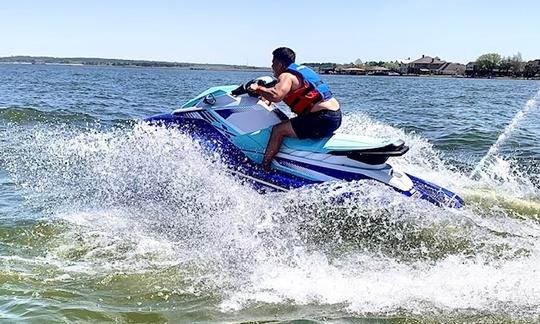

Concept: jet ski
[[145, 77, 463, 208]]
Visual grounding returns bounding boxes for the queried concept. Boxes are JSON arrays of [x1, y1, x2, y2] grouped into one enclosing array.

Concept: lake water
[[1, 64, 540, 322]]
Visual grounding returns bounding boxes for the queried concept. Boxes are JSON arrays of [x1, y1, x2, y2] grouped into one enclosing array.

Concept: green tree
[[476, 53, 502, 75], [498, 53, 524, 77], [509, 52, 524, 76], [499, 56, 512, 75], [523, 61, 540, 78], [383, 61, 399, 71]]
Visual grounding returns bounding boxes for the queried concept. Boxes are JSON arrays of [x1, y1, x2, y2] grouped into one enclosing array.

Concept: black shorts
[[290, 109, 342, 139]]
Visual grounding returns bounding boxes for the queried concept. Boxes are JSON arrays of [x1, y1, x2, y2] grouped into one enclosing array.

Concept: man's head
[[272, 47, 295, 76]]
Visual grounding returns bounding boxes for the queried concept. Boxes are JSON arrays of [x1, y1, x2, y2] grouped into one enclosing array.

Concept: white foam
[[223, 251, 540, 318], [3, 118, 540, 319]]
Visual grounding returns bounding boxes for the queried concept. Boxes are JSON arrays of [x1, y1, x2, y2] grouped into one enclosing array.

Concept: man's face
[[271, 58, 282, 77]]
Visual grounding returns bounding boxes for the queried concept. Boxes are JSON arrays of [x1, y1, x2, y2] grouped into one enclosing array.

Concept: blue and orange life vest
[[283, 63, 333, 115]]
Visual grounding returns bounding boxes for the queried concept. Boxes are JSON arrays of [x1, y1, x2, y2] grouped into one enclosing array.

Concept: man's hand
[[260, 97, 272, 106], [247, 83, 270, 105], [248, 83, 259, 92], [248, 73, 293, 103]]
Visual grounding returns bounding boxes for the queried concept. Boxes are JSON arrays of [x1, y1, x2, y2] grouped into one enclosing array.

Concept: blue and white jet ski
[[145, 77, 463, 208]]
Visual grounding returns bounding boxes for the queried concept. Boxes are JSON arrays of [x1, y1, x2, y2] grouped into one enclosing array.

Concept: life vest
[[283, 63, 333, 115]]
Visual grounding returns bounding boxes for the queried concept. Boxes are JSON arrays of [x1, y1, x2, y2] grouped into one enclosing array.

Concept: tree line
[[303, 60, 398, 71], [472, 52, 539, 78]]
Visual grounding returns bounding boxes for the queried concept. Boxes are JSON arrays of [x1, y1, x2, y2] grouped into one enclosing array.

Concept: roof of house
[[411, 55, 446, 65], [397, 58, 413, 64], [438, 63, 465, 71]]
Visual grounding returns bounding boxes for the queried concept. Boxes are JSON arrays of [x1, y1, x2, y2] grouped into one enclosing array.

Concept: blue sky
[[1, 0, 539, 66]]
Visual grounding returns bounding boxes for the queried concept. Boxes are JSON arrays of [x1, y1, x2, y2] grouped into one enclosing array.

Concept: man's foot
[[261, 161, 271, 172]]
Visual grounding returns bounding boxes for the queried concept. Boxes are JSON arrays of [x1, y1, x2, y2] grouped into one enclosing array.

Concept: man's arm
[[250, 74, 293, 103]]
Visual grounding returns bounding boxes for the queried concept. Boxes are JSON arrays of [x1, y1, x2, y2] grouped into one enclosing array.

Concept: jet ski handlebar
[[231, 76, 277, 97]]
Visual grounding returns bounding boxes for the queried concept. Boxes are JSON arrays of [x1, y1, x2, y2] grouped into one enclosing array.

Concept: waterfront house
[[465, 62, 478, 76], [365, 66, 390, 75], [407, 55, 446, 74], [397, 58, 413, 74], [340, 67, 365, 75], [320, 67, 337, 74], [437, 63, 466, 75]]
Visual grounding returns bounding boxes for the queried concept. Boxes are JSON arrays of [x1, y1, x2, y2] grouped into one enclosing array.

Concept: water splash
[[340, 112, 467, 189], [3, 119, 540, 321], [470, 88, 540, 180]]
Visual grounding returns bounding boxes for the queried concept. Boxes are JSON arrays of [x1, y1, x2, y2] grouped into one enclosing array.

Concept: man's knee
[[272, 122, 293, 138]]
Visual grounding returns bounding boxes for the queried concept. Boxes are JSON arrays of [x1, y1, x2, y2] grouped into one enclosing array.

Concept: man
[[248, 47, 341, 170]]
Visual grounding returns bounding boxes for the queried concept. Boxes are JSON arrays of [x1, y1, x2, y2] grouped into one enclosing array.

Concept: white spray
[[470, 88, 540, 180]]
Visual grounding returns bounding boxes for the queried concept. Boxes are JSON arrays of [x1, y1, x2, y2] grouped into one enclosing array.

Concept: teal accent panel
[[181, 85, 240, 108], [230, 127, 271, 155], [283, 137, 330, 153]]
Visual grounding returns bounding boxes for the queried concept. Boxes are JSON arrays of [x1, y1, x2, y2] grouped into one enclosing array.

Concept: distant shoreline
[[2, 62, 537, 80], [0, 56, 271, 72], [323, 73, 540, 81], [0, 62, 272, 73], [1, 56, 538, 80]]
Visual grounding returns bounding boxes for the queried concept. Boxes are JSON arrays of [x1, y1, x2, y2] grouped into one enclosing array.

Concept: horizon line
[[2, 54, 539, 68]]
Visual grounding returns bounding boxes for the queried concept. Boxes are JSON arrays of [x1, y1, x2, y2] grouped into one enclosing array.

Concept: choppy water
[[1, 64, 540, 323]]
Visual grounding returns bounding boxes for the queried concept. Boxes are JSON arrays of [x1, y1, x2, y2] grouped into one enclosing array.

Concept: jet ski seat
[[327, 140, 409, 164], [282, 133, 409, 165]]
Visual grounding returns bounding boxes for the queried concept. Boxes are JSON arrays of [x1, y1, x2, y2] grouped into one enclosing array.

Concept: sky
[[1, 0, 539, 67]]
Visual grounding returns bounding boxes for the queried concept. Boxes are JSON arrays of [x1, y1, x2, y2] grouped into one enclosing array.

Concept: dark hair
[[272, 47, 296, 66]]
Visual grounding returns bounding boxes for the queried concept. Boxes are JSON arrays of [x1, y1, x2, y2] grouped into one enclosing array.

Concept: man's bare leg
[[262, 121, 297, 170]]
